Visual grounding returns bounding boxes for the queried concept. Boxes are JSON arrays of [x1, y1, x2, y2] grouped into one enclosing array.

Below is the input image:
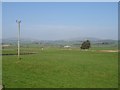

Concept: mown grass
[[2, 48, 118, 88], [0, 56, 2, 85]]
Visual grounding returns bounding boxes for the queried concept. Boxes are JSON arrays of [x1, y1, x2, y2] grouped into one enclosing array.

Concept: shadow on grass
[[1, 52, 37, 56]]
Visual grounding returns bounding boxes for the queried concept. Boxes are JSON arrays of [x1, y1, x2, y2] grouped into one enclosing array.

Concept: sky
[[2, 2, 118, 40], [1, 0, 120, 2]]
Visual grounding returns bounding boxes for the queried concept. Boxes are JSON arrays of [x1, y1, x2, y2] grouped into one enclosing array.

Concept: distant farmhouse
[[64, 45, 71, 48], [2, 44, 11, 49]]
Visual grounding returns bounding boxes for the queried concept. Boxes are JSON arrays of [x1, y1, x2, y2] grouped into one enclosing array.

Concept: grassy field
[[0, 56, 2, 85], [2, 46, 118, 88]]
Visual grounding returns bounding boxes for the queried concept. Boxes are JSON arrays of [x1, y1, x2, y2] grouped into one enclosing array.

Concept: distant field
[[2, 45, 118, 88]]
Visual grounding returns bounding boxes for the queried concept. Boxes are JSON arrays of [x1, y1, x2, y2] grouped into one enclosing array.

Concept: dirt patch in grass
[[97, 50, 119, 53]]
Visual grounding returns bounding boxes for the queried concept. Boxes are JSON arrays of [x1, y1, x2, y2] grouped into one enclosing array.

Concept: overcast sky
[[2, 2, 118, 40]]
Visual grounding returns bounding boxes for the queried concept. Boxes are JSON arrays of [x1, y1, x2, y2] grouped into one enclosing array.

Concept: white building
[[64, 45, 71, 48]]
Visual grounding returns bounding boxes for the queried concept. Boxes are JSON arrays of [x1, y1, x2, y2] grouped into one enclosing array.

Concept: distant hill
[[2, 37, 117, 46], [2, 38, 39, 44], [67, 37, 101, 41]]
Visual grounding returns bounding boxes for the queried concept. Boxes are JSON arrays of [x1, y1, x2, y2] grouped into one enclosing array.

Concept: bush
[[80, 40, 91, 49]]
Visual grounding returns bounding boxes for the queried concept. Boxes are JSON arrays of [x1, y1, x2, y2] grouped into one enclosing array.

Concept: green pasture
[[2, 46, 118, 88]]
